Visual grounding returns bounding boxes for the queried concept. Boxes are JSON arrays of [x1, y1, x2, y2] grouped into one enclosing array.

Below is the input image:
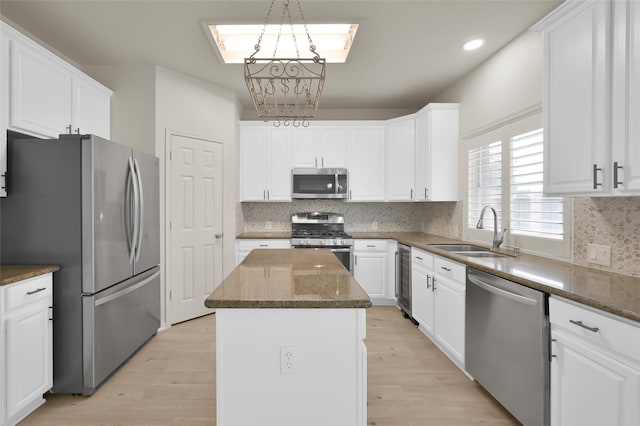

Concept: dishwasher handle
[[468, 275, 538, 306]]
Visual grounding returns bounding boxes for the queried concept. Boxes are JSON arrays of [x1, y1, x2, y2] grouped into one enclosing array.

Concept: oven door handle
[[330, 248, 352, 253]]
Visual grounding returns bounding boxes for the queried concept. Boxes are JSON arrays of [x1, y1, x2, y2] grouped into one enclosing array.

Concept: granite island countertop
[[0, 265, 60, 286], [206, 248, 372, 309], [236, 231, 640, 323]]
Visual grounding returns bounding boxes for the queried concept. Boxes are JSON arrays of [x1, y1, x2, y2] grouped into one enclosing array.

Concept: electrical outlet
[[265, 221, 272, 230], [280, 346, 297, 374], [587, 243, 611, 267], [372, 221, 378, 231]]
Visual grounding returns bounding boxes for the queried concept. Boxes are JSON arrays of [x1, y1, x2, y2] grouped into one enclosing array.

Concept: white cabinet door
[[1, 30, 8, 197], [354, 252, 386, 298], [540, 1, 610, 195], [240, 126, 267, 201], [348, 126, 385, 201], [386, 117, 415, 200], [611, 0, 640, 194], [415, 104, 459, 201], [9, 38, 72, 138], [291, 126, 317, 168], [266, 127, 292, 201], [72, 75, 111, 139], [551, 329, 640, 426], [433, 274, 465, 366], [316, 126, 347, 168], [411, 265, 435, 335], [6, 305, 52, 420]]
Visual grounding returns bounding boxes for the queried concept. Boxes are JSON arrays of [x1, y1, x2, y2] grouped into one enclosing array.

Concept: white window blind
[[510, 128, 564, 240], [467, 141, 502, 230]]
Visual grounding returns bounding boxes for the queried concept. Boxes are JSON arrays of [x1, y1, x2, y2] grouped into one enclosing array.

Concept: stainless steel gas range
[[291, 212, 353, 273]]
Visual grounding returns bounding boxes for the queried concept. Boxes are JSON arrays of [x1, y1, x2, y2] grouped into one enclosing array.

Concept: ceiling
[[0, 0, 562, 113]]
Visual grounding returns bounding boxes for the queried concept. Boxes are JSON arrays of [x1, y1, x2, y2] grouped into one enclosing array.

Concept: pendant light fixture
[[244, 0, 326, 127]]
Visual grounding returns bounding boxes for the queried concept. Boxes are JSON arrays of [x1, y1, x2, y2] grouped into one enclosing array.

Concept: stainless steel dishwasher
[[466, 268, 549, 426]]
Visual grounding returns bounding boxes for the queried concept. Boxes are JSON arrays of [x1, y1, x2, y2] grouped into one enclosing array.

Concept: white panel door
[[170, 133, 223, 324]]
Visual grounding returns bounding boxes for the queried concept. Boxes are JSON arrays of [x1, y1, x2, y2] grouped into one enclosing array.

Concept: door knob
[[215, 233, 224, 239]]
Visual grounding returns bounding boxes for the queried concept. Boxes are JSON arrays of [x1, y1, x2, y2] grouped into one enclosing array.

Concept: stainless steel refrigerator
[[1, 134, 160, 395]]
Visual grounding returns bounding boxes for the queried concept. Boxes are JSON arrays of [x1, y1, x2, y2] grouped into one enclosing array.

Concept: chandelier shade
[[244, 0, 326, 126]]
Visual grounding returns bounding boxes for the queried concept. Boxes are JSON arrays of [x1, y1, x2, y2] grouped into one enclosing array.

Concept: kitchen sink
[[455, 251, 509, 258], [427, 244, 488, 252], [427, 244, 509, 258]]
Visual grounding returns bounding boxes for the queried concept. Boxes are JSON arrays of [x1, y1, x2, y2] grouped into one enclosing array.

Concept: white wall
[[85, 65, 156, 154], [433, 30, 544, 137], [155, 66, 241, 325]]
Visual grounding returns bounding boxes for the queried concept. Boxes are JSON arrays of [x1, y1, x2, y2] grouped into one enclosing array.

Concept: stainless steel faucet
[[476, 206, 508, 250]]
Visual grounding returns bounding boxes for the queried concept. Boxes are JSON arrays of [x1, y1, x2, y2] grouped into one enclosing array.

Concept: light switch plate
[[587, 243, 611, 267]]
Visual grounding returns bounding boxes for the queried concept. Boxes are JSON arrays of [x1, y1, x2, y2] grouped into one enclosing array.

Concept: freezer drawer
[[82, 267, 160, 395]]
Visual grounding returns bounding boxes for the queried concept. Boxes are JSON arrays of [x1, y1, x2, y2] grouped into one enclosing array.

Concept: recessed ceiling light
[[205, 23, 358, 64], [463, 39, 484, 51]]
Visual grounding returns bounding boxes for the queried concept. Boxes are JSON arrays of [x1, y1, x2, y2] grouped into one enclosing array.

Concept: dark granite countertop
[[205, 249, 372, 309], [0, 265, 60, 286], [236, 231, 640, 323]]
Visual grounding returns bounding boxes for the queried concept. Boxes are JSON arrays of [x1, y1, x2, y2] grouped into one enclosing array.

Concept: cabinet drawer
[[434, 257, 465, 283], [550, 296, 640, 362], [354, 239, 387, 251], [237, 239, 290, 251], [5, 273, 53, 311], [411, 248, 434, 269]]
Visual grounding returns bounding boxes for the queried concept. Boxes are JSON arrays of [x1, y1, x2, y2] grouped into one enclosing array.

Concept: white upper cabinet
[[240, 123, 292, 202], [291, 123, 347, 168], [347, 124, 385, 201], [9, 37, 73, 139], [534, 0, 640, 196], [386, 115, 416, 201], [611, 0, 640, 193], [414, 103, 459, 201], [1, 21, 112, 197]]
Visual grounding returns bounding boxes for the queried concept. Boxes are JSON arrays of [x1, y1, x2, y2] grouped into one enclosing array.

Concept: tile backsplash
[[240, 196, 640, 277], [241, 201, 423, 232], [573, 197, 640, 277]]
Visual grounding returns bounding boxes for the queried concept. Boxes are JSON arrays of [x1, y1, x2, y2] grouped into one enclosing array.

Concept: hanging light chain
[[250, 0, 277, 59], [295, 0, 318, 59]]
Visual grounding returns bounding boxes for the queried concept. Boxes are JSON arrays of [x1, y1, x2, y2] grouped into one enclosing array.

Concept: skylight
[[206, 23, 358, 64]]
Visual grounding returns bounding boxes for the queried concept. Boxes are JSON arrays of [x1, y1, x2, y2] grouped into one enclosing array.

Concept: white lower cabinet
[[236, 239, 291, 265], [550, 296, 640, 426], [353, 240, 388, 301], [411, 249, 466, 369], [1, 273, 53, 426]]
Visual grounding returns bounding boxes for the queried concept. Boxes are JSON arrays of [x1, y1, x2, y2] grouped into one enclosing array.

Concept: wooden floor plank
[[20, 306, 518, 425]]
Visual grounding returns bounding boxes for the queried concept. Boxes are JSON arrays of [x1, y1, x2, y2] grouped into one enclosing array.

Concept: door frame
[[164, 129, 224, 327]]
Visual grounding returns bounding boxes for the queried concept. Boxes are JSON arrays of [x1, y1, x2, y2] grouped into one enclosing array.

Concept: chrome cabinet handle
[[321, 158, 325, 167], [415, 256, 423, 261], [349, 190, 352, 200], [432, 277, 436, 291], [426, 275, 431, 289], [613, 162, 623, 189], [355, 255, 358, 266], [263, 189, 266, 200], [569, 319, 600, 333], [410, 188, 413, 199], [66, 124, 72, 134], [259, 244, 268, 247], [593, 164, 602, 189], [267, 189, 270, 200], [315, 158, 318, 168], [424, 188, 427, 199], [27, 287, 47, 295], [440, 266, 451, 272]]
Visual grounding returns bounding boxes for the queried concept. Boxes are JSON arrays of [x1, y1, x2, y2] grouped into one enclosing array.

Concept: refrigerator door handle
[[128, 157, 140, 264], [124, 166, 134, 254], [133, 158, 144, 262]]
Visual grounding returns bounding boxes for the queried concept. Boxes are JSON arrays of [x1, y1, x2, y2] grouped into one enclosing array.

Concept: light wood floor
[[21, 307, 518, 425]]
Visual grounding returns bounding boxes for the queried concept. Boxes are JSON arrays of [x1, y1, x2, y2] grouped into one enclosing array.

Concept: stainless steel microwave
[[292, 168, 348, 199]]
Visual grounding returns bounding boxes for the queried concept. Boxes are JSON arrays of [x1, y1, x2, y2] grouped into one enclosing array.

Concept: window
[[464, 112, 571, 258]]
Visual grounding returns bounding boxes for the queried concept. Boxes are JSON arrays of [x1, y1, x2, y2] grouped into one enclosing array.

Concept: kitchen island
[[205, 249, 371, 426]]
